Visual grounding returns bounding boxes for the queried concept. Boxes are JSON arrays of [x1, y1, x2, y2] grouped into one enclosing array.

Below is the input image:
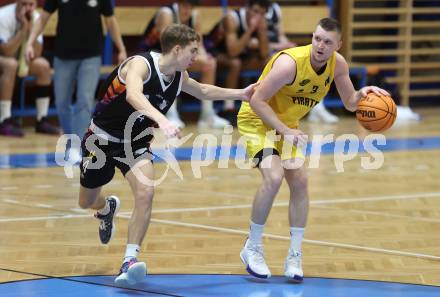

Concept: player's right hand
[[25, 44, 34, 63], [249, 14, 262, 32], [284, 129, 308, 147], [158, 119, 181, 139]]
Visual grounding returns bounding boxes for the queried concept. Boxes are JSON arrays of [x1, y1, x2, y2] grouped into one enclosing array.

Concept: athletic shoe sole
[[108, 196, 121, 244], [115, 262, 147, 286], [239, 249, 271, 279]]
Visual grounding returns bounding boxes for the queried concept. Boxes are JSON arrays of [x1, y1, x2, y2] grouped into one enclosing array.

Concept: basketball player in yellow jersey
[[237, 18, 389, 282]]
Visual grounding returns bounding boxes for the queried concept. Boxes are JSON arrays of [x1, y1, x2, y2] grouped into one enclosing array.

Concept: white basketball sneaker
[[197, 113, 231, 129], [166, 110, 185, 129], [239, 238, 271, 279], [284, 248, 304, 283], [308, 102, 339, 123], [115, 258, 147, 286]]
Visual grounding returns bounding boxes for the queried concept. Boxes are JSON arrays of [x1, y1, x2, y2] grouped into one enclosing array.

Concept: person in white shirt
[[0, 0, 59, 137]]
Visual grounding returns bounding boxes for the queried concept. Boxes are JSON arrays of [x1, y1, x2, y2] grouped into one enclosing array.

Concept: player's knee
[[293, 174, 308, 193], [2, 58, 18, 74], [199, 58, 216, 74], [135, 187, 154, 206], [264, 170, 284, 190], [32, 58, 51, 76]]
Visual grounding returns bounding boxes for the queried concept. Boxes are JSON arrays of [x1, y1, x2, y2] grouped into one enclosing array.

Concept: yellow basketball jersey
[[238, 44, 336, 127]]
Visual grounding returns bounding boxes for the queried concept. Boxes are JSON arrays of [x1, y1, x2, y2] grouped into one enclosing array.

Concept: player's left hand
[[242, 82, 260, 101], [359, 86, 390, 98]]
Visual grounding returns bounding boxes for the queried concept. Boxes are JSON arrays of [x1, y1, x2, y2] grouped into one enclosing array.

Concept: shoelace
[[120, 258, 137, 274], [99, 220, 108, 231], [286, 251, 302, 267], [248, 244, 266, 264]]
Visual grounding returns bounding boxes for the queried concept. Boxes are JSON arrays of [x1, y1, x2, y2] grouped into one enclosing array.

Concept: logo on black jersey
[[299, 79, 311, 86], [136, 115, 146, 122], [325, 76, 330, 86], [87, 0, 98, 7], [159, 99, 167, 110]]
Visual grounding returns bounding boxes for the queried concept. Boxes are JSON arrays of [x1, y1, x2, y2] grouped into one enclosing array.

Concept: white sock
[[97, 198, 110, 215], [200, 100, 214, 118], [224, 100, 235, 110], [36, 97, 49, 121], [248, 220, 265, 245], [124, 244, 140, 262], [289, 227, 305, 253], [0, 101, 12, 123]]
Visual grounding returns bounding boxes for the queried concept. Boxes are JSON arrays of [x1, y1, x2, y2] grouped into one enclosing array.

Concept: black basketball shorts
[[79, 131, 153, 189]]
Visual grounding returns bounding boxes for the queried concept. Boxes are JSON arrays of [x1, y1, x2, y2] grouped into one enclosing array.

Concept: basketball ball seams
[[377, 95, 390, 113], [379, 112, 395, 131], [357, 104, 390, 114], [356, 114, 389, 122], [356, 92, 396, 132]]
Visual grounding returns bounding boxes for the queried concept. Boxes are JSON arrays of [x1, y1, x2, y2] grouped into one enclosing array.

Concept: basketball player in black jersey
[[77, 24, 256, 286], [141, 0, 230, 129]]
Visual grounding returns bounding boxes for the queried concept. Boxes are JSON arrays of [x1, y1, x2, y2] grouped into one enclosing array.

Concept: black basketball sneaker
[[94, 196, 120, 244]]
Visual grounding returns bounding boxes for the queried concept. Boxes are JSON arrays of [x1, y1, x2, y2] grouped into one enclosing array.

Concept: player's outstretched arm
[[181, 71, 257, 102], [335, 54, 390, 112], [249, 54, 307, 147], [125, 57, 180, 138]]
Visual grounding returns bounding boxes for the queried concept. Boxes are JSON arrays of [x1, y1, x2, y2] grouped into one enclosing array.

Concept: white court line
[[3, 191, 440, 218], [0, 214, 89, 222], [116, 215, 440, 261], [2, 198, 18, 204], [144, 191, 440, 214], [33, 185, 53, 189], [0, 186, 18, 191], [1, 203, 439, 261], [313, 192, 440, 205], [315, 205, 440, 223], [36, 203, 54, 208]]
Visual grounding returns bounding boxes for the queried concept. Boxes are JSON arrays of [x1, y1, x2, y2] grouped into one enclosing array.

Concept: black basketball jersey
[[93, 51, 183, 141], [142, 3, 196, 52], [206, 8, 256, 56], [265, 3, 281, 43]]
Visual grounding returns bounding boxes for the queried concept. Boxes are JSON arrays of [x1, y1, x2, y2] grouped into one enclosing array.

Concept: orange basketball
[[356, 93, 397, 132]]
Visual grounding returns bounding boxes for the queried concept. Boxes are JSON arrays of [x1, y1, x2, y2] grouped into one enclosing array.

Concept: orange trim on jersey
[[111, 77, 126, 94], [104, 76, 127, 102]]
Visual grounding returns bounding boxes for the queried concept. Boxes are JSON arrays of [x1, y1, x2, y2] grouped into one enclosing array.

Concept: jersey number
[[311, 85, 319, 93]]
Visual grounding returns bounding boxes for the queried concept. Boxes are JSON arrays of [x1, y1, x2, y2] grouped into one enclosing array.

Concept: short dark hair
[[318, 18, 342, 34], [247, 0, 270, 9], [160, 24, 200, 53]]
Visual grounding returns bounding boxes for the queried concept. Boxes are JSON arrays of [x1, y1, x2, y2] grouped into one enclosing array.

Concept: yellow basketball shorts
[[237, 116, 305, 165]]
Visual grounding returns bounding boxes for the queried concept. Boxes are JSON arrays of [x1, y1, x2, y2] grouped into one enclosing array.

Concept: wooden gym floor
[[0, 107, 439, 294]]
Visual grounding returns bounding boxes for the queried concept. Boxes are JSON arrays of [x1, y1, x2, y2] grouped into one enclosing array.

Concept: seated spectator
[[141, 0, 230, 129], [265, 1, 296, 53], [0, 0, 59, 137], [206, 0, 270, 125]]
